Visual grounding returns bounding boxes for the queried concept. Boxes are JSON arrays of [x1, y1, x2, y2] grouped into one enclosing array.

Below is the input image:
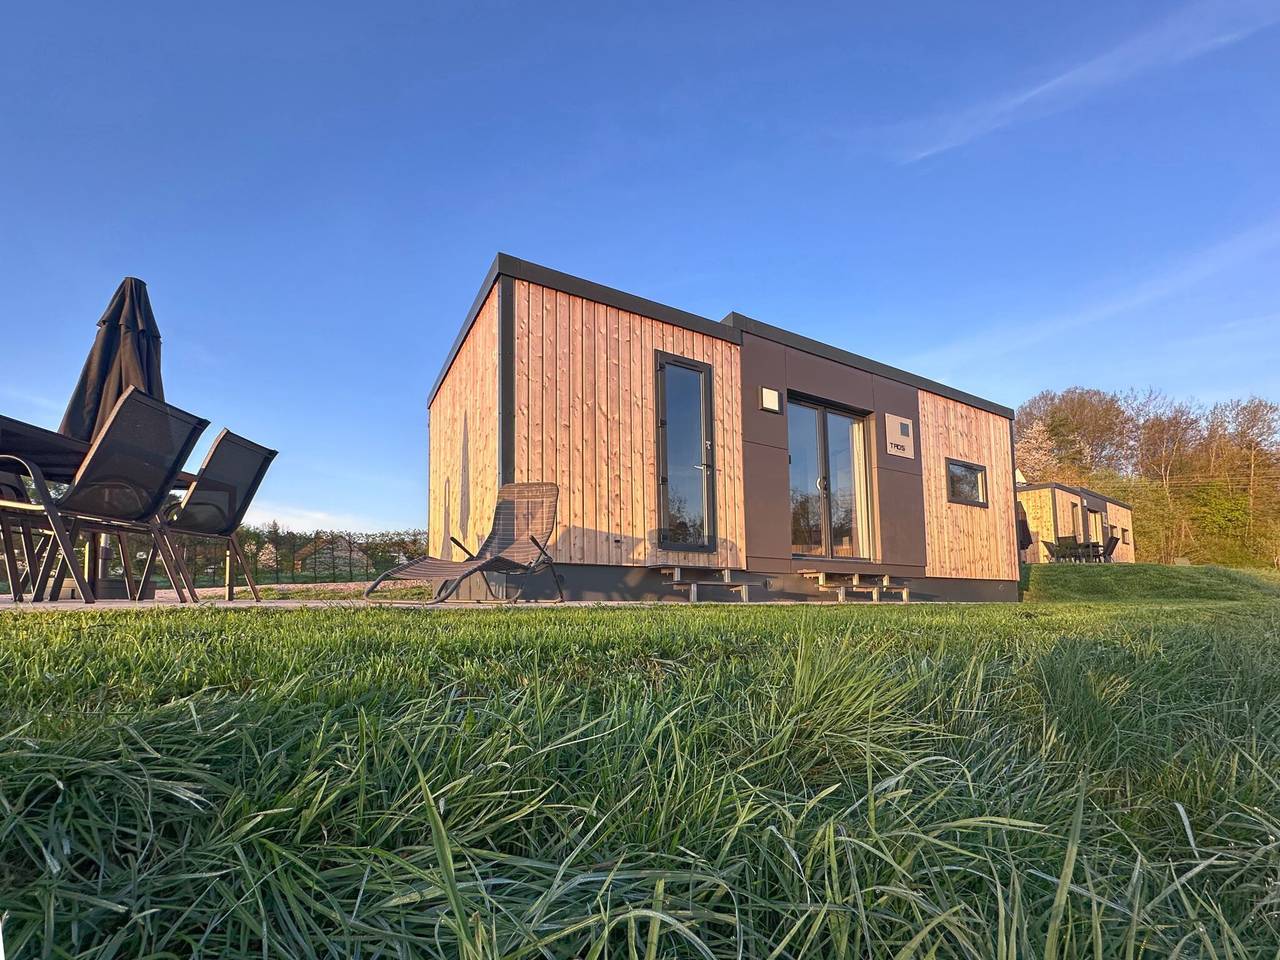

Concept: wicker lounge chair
[[365, 482, 562, 604]]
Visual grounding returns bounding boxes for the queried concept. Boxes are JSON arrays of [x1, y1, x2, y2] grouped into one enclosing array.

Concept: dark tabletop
[[0, 413, 197, 487], [0, 414, 89, 483]]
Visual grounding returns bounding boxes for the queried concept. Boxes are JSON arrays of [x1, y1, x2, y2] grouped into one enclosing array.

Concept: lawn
[[2, 571, 1279, 956]]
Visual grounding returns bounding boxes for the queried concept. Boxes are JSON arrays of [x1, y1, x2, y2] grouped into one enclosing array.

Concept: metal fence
[[2, 526, 429, 594], [179, 526, 430, 588]]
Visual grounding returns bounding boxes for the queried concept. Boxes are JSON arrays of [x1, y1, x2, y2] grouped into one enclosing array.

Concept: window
[[788, 400, 873, 558], [946, 459, 987, 507], [656, 352, 714, 550], [1122, 528, 1130, 544]]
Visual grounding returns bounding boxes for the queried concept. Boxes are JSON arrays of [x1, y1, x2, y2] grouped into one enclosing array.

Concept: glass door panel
[[787, 403, 824, 555], [826, 411, 860, 558], [661, 363, 710, 546], [788, 401, 872, 559]]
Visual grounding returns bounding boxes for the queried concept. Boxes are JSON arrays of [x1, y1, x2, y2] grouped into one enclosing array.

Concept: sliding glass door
[[787, 400, 872, 559]]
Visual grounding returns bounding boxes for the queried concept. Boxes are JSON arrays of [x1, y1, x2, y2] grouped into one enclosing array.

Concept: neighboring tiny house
[[1016, 482, 1135, 563], [429, 254, 1020, 601]]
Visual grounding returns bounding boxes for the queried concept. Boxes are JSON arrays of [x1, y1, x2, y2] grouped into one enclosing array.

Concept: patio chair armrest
[[449, 536, 476, 560], [0, 454, 57, 507]]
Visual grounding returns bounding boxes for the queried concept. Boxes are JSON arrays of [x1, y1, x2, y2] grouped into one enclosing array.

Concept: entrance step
[[797, 570, 911, 604], [649, 565, 768, 603]]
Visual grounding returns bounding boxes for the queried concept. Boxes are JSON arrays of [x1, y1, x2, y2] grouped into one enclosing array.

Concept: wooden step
[[796, 570, 911, 604], [651, 565, 766, 603]]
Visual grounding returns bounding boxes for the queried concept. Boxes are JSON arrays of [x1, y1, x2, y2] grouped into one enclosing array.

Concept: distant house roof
[[1017, 481, 1132, 511]]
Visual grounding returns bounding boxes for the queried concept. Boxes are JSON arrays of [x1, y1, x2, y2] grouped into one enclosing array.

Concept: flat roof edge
[[722, 312, 1014, 420], [430, 253, 1014, 421], [1017, 481, 1133, 511], [429, 253, 740, 407]]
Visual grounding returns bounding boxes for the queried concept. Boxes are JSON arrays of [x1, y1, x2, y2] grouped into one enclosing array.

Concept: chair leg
[[167, 530, 200, 602], [427, 576, 465, 605], [149, 522, 188, 603], [18, 523, 43, 597], [48, 515, 94, 604], [116, 533, 137, 601], [545, 559, 565, 603], [0, 514, 22, 601], [137, 544, 159, 600], [230, 534, 261, 602]]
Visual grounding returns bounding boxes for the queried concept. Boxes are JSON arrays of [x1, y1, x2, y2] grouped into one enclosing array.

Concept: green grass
[[1022, 561, 1280, 602], [2, 600, 1279, 957]]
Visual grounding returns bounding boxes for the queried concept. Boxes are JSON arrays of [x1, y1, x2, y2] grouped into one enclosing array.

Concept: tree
[[1014, 418, 1059, 482]]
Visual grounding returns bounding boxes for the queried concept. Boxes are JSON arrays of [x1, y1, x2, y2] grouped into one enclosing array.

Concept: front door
[[787, 400, 872, 559]]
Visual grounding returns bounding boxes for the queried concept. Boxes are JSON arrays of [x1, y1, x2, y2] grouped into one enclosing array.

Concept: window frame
[[787, 396, 875, 560], [655, 350, 716, 552], [945, 457, 989, 508], [1121, 528, 1130, 544]]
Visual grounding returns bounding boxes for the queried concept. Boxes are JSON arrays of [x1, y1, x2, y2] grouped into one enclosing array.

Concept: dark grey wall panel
[[742, 439, 792, 561], [875, 470, 928, 567], [739, 333, 789, 449]]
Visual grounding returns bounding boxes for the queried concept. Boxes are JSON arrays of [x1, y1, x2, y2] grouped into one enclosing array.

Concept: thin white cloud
[[0, 385, 60, 412], [905, 213, 1280, 378], [897, 0, 1280, 162], [242, 500, 392, 532]]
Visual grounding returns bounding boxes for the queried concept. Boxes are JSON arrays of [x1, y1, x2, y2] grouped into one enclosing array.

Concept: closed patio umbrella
[[59, 277, 164, 442]]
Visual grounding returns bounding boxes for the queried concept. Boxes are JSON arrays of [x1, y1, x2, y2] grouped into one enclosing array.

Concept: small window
[[1122, 528, 1130, 544], [946, 459, 987, 507]]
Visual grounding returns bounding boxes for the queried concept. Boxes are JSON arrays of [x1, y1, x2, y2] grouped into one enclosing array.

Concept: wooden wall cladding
[[918, 391, 1019, 580], [1054, 488, 1084, 541], [1017, 487, 1056, 563], [1106, 503, 1135, 562], [511, 279, 745, 569], [428, 284, 499, 559]]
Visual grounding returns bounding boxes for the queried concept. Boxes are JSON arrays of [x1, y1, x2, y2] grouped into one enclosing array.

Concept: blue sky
[[2, 1, 1277, 530]]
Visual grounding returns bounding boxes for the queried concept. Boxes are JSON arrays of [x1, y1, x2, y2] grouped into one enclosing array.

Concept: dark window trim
[[655, 350, 716, 553], [945, 457, 989, 508]]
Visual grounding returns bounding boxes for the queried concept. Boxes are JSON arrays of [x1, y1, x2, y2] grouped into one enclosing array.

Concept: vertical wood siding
[[512, 279, 745, 569], [1017, 487, 1056, 562], [918, 391, 1019, 580], [1054, 488, 1084, 541], [428, 285, 499, 559], [1106, 503, 1135, 562]]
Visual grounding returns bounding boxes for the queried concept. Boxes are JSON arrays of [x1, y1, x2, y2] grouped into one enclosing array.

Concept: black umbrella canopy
[[59, 277, 165, 442]]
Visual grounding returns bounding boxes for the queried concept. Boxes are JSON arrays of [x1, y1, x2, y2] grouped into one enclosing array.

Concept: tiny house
[[1017, 482, 1134, 563], [428, 255, 1020, 601]]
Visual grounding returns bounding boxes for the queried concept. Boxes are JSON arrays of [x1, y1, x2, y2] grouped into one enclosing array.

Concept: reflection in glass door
[[788, 404, 823, 554], [788, 400, 872, 559]]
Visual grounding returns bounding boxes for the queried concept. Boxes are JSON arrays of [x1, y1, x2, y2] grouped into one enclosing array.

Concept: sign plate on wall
[[884, 413, 915, 459]]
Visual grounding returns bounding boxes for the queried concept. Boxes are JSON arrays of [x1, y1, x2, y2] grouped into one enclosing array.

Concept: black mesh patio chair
[[1100, 535, 1120, 563], [0, 387, 207, 604], [1043, 541, 1061, 563], [146, 429, 277, 602], [0, 471, 47, 601], [365, 482, 562, 604]]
